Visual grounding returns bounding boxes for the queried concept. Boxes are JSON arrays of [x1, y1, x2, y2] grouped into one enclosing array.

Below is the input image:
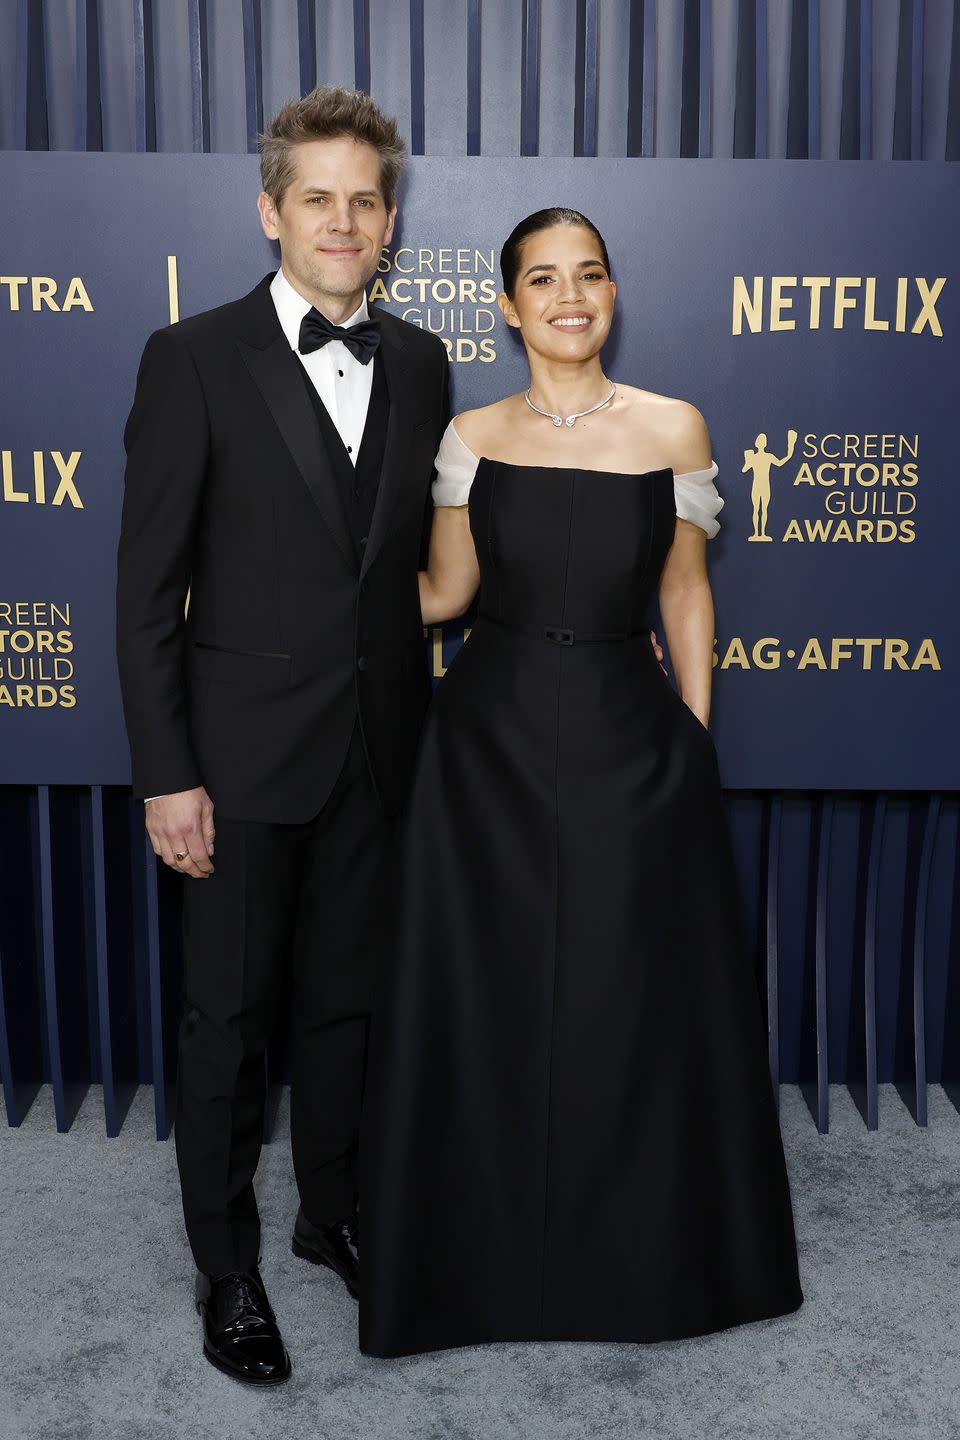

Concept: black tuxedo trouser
[[174, 724, 395, 1276]]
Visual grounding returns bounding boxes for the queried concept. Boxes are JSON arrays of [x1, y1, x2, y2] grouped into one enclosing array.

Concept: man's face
[[258, 136, 396, 309]]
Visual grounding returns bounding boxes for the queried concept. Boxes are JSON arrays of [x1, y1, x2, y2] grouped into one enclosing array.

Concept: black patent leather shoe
[[195, 1268, 291, 1385], [291, 1208, 360, 1300]]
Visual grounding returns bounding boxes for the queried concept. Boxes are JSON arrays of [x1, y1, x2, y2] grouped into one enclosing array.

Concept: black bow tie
[[298, 308, 380, 365]]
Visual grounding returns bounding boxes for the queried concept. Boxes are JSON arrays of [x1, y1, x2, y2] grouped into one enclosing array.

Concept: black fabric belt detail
[[478, 615, 641, 645]]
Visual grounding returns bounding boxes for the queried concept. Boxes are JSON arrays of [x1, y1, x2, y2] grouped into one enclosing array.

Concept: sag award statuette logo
[[744, 430, 798, 541], [741, 428, 921, 544]]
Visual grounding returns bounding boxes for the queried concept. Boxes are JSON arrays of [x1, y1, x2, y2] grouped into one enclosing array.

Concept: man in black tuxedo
[[116, 87, 448, 1384]]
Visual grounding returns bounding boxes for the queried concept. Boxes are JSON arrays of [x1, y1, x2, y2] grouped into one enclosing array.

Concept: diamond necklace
[[524, 379, 617, 429]]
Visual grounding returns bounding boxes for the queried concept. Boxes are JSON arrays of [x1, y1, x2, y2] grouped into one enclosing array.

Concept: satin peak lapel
[[238, 333, 356, 569], [361, 319, 415, 580]]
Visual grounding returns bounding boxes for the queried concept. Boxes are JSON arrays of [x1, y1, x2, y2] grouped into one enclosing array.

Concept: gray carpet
[[1, 1085, 959, 1440]]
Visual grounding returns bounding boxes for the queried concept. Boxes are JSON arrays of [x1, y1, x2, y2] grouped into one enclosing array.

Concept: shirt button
[[338, 370, 344, 377], [347, 445, 353, 454], [357, 656, 367, 672]]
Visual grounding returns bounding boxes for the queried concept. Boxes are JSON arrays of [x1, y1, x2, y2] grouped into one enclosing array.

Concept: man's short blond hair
[[259, 85, 405, 210]]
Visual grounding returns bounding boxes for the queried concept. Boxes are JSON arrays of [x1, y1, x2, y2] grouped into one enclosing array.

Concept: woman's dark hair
[[500, 207, 611, 298]]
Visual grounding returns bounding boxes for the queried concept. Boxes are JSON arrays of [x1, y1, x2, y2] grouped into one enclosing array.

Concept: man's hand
[[650, 630, 666, 672], [145, 787, 216, 878]]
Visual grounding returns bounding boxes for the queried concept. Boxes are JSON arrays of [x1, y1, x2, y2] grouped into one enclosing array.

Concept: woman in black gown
[[360, 209, 803, 1358]]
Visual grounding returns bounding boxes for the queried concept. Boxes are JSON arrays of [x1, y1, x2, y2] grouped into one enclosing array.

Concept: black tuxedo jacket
[[116, 274, 449, 823]]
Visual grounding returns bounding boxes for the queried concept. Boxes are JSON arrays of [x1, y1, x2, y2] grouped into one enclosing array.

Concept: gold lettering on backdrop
[[167, 256, 180, 325], [769, 277, 796, 331], [731, 276, 946, 335], [375, 246, 499, 363], [432, 628, 446, 679], [62, 277, 93, 311], [864, 278, 888, 330], [801, 277, 830, 328], [0, 276, 93, 311], [2, 452, 29, 503], [0, 601, 77, 707], [32, 277, 59, 311], [0, 453, 83, 508], [712, 636, 940, 672], [51, 452, 83, 507], [430, 625, 473, 678], [0, 277, 29, 310]]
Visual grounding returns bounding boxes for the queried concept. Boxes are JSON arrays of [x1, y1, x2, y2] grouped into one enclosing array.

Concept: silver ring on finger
[[174, 851, 188, 862]]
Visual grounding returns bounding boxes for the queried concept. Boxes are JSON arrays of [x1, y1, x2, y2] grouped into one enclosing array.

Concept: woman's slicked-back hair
[[500, 208, 611, 298], [260, 85, 405, 210]]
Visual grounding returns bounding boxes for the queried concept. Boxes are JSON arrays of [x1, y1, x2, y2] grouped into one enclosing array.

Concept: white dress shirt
[[269, 266, 374, 465]]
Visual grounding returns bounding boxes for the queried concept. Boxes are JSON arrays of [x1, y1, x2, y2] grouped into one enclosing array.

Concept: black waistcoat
[[298, 354, 390, 561]]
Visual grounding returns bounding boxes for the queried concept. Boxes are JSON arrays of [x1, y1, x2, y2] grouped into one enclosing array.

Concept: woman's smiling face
[[499, 223, 616, 361]]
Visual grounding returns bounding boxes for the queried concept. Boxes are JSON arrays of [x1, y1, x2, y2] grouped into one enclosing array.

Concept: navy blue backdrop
[[2, 154, 956, 789]]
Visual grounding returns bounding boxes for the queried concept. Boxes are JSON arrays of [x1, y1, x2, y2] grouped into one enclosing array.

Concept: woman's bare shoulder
[[616, 385, 712, 469], [453, 395, 525, 453]]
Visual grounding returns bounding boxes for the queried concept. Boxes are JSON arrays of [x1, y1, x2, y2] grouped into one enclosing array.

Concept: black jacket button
[[357, 656, 367, 672]]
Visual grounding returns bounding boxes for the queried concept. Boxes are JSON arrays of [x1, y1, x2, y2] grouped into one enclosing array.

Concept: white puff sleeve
[[673, 463, 723, 538], [431, 420, 480, 507]]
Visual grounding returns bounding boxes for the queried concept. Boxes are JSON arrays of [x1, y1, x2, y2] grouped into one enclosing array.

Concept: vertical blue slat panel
[[734, 0, 756, 157], [242, 0, 263, 154], [297, 0, 317, 95], [467, 0, 482, 155], [797, 796, 824, 1125], [908, 794, 939, 1126], [922, 798, 956, 1083], [626, 0, 646, 156], [580, 0, 600, 156], [840, 0, 860, 158], [679, 0, 700, 155], [0, 930, 18, 1125], [126, 796, 153, 1088], [641, 0, 656, 155], [409, 0, 425, 153], [90, 786, 118, 1135], [941, 805, 960, 1111], [0, 902, 16, 1122], [860, 0, 873, 158], [862, 796, 883, 1118], [859, 795, 884, 1129], [911, 0, 924, 158], [947, 0, 960, 159], [188, 0, 210, 152], [808, 0, 820, 157], [0, 791, 44, 1126], [133, 0, 157, 152], [143, 833, 169, 1140], [354, 0, 371, 92], [787, 0, 809, 157], [764, 794, 782, 1097], [893, 0, 914, 157], [36, 787, 71, 1130], [521, 0, 540, 155], [698, 0, 712, 156], [889, 797, 922, 1114], [813, 796, 832, 1132], [75, 0, 103, 151], [755, 0, 767, 156], [15, 0, 49, 150]]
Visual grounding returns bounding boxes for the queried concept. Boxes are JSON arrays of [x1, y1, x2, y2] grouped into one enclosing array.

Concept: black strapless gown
[[359, 460, 803, 1358]]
